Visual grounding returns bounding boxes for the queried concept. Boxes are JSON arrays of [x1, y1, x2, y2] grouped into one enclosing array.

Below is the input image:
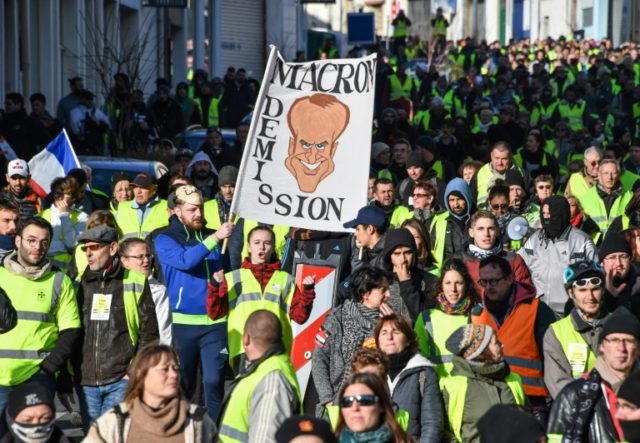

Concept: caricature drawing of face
[[285, 93, 350, 193]]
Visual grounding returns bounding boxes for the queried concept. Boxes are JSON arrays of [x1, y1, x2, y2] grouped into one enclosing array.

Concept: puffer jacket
[[518, 226, 597, 315], [74, 260, 159, 386], [388, 353, 442, 443]]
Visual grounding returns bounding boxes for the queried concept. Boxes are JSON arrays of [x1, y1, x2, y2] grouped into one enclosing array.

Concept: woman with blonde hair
[[84, 344, 216, 442]]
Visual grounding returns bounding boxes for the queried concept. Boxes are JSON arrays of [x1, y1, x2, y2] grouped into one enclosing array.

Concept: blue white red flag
[[28, 130, 81, 198]]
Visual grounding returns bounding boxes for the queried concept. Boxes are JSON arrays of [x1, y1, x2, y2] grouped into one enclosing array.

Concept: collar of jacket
[[571, 307, 608, 333], [596, 183, 623, 199], [240, 259, 281, 291], [240, 342, 287, 377], [132, 195, 159, 210], [83, 257, 124, 283]]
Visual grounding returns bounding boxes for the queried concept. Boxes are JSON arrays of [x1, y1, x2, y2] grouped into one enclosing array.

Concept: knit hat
[[445, 324, 495, 360], [218, 166, 238, 186], [6, 383, 55, 420], [504, 169, 525, 189], [599, 231, 632, 260], [477, 405, 545, 443], [405, 151, 425, 169], [600, 307, 640, 343], [618, 372, 640, 407], [371, 142, 391, 159], [275, 416, 336, 443]]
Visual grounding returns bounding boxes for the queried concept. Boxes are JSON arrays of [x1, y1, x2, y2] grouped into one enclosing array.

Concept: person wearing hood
[[598, 231, 640, 320], [519, 195, 598, 316], [375, 228, 436, 323], [441, 324, 526, 443], [472, 255, 555, 417], [396, 151, 442, 207], [369, 178, 412, 228], [175, 81, 199, 126], [429, 177, 473, 270], [185, 151, 218, 200], [578, 158, 632, 238], [153, 186, 233, 421], [548, 307, 640, 443], [454, 211, 532, 294], [487, 183, 513, 247]]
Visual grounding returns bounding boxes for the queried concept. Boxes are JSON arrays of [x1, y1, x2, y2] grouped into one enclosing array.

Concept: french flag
[[28, 129, 81, 198]]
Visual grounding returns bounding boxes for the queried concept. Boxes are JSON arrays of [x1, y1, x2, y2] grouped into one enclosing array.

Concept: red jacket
[[207, 259, 315, 323]]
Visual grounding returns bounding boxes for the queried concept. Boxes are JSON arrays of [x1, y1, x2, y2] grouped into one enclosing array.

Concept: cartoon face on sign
[[285, 93, 351, 193]]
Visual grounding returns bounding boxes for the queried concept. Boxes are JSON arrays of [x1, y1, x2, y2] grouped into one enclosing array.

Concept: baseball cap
[[563, 261, 604, 289], [7, 159, 29, 178], [131, 173, 155, 188], [343, 206, 386, 229]]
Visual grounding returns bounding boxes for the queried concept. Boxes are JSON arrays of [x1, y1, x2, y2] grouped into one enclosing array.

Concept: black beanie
[[276, 416, 336, 443], [415, 136, 437, 154], [600, 307, 640, 343], [6, 383, 55, 420], [599, 231, 632, 260], [504, 169, 525, 189], [405, 151, 425, 169], [477, 405, 545, 443], [619, 372, 640, 407]]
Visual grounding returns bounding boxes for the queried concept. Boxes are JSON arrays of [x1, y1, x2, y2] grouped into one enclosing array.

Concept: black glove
[[0, 287, 17, 333]]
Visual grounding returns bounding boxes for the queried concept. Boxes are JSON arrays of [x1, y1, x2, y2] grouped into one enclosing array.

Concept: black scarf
[[387, 348, 413, 382], [541, 195, 570, 241]]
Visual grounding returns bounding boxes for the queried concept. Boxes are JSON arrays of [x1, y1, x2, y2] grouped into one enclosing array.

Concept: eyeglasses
[[490, 203, 509, 211], [412, 193, 428, 198], [604, 254, 631, 263], [603, 337, 638, 347], [80, 243, 110, 252], [23, 238, 50, 249], [340, 395, 379, 408], [123, 254, 152, 261], [478, 275, 507, 287], [537, 185, 552, 189], [572, 276, 603, 287]]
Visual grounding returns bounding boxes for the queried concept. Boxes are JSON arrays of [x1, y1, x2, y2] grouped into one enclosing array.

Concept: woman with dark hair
[[85, 344, 216, 442], [312, 266, 394, 416], [401, 218, 438, 277], [336, 372, 413, 443], [375, 314, 442, 442], [414, 258, 481, 377]]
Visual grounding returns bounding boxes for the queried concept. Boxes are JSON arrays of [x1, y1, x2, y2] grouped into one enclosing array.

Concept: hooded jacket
[[430, 178, 473, 263]]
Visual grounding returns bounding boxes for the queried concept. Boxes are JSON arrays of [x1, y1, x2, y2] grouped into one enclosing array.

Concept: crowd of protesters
[[3, 15, 640, 442]]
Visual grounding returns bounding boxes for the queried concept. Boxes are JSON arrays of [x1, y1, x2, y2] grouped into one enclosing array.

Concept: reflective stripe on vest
[[473, 298, 549, 397], [116, 199, 169, 239], [225, 269, 296, 363], [550, 316, 597, 378], [441, 372, 526, 442], [0, 269, 66, 385], [416, 308, 468, 377], [577, 186, 632, 235], [219, 354, 301, 443], [389, 75, 414, 102]]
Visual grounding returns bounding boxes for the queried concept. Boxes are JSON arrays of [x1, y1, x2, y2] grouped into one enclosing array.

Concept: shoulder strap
[[112, 404, 129, 443]]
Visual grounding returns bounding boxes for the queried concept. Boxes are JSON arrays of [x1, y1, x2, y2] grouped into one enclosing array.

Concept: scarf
[[496, 211, 512, 231], [3, 251, 51, 280], [127, 397, 188, 441], [468, 243, 502, 260], [570, 212, 584, 228], [388, 348, 414, 382], [468, 360, 510, 379], [339, 425, 393, 443], [436, 293, 472, 315]]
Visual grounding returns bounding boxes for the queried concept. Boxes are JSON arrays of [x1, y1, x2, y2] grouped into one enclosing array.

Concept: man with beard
[[185, 151, 217, 200], [0, 199, 19, 261], [518, 195, 598, 317], [0, 217, 80, 417], [1, 159, 42, 222], [598, 232, 640, 320], [154, 185, 233, 421], [370, 178, 411, 228]]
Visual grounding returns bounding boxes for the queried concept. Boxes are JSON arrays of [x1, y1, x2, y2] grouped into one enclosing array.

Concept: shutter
[[220, 0, 266, 78]]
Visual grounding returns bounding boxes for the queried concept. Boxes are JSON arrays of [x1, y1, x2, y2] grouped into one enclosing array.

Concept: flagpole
[[62, 129, 82, 166], [222, 45, 279, 254]]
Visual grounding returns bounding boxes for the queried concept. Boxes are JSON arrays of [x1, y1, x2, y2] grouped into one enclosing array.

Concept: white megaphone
[[507, 216, 530, 241]]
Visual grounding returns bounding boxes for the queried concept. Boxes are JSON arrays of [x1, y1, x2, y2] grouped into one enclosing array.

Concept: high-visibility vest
[[429, 211, 450, 270], [475, 163, 495, 208], [324, 404, 409, 432], [39, 208, 82, 272], [120, 270, 149, 346], [0, 267, 79, 386], [415, 308, 469, 378], [577, 186, 632, 235], [441, 372, 526, 442], [390, 205, 413, 228], [557, 100, 586, 132], [204, 199, 238, 230], [432, 160, 444, 180], [240, 220, 289, 262], [225, 269, 296, 365], [219, 353, 301, 443], [414, 110, 432, 132], [550, 316, 597, 379], [194, 96, 222, 128], [389, 75, 415, 102], [473, 298, 549, 397], [393, 19, 409, 38], [116, 199, 169, 239], [513, 150, 549, 171], [620, 170, 640, 192], [530, 100, 559, 126], [566, 172, 592, 199], [433, 17, 447, 36]]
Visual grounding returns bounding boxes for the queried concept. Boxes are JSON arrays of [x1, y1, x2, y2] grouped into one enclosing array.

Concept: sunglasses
[[572, 276, 603, 288], [412, 193, 428, 198], [340, 395, 379, 408], [81, 243, 110, 252], [491, 203, 509, 211]]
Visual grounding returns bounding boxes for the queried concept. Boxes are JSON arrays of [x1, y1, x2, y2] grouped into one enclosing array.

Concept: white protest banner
[[231, 46, 376, 232]]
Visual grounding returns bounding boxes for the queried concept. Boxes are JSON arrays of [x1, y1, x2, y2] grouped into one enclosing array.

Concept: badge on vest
[[567, 342, 588, 374], [271, 284, 281, 292], [91, 293, 113, 321]]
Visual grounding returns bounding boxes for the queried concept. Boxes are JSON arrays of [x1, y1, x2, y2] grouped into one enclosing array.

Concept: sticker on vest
[[91, 293, 113, 321], [567, 342, 588, 374], [271, 284, 282, 291]]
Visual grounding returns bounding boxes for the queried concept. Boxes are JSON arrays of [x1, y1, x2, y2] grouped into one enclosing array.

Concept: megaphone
[[507, 216, 530, 241]]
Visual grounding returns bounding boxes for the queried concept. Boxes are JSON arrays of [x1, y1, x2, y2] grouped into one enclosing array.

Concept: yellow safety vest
[[194, 96, 222, 128], [550, 316, 597, 379], [566, 172, 592, 199], [441, 372, 526, 442], [121, 270, 149, 346], [39, 208, 82, 272], [116, 199, 169, 239], [429, 211, 450, 270], [513, 150, 549, 171], [390, 205, 413, 228], [558, 100, 586, 132], [475, 163, 495, 208], [577, 186, 632, 235], [204, 199, 239, 231], [433, 18, 447, 36], [393, 19, 409, 38], [225, 269, 296, 365], [219, 353, 301, 443], [0, 267, 80, 386], [389, 75, 415, 102], [620, 170, 640, 192], [531, 100, 559, 127], [415, 309, 469, 378]]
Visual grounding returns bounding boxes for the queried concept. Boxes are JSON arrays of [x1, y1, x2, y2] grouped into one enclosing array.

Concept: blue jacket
[[154, 215, 222, 317]]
